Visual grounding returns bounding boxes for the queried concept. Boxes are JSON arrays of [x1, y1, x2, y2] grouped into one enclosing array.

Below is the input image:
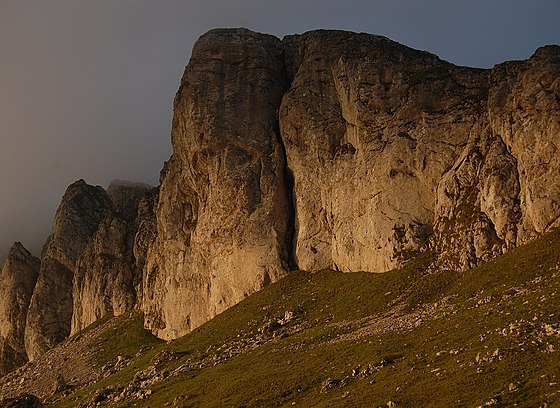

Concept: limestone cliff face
[[489, 47, 560, 240], [2, 29, 559, 355], [433, 45, 560, 269], [281, 32, 560, 273], [71, 180, 150, 334], [71, 215, 136, 334], [24, 180, 113, 361], [132, 188, 159, 308], [106, 180, 153, 222], [0, 243, 39, 375], [141, 29, 292, 339], [141, 29, 560, 339], [281, 31, 487, 272]]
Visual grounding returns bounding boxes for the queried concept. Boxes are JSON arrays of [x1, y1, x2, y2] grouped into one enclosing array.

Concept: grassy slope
[[50, 229, 560, 407]]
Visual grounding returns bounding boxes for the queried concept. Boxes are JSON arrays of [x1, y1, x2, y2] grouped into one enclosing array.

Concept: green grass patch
[[51, 229, 560, 407]]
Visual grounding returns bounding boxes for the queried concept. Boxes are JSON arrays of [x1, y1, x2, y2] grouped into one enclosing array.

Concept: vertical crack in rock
[[277, 43, 299, 271], [56, 39, 560, 346], [279, 30, 486, 273]]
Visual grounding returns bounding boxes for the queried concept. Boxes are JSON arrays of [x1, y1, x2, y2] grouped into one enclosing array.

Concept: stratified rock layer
[[0, 243, 40, 375], [142, 29, 292, 339]]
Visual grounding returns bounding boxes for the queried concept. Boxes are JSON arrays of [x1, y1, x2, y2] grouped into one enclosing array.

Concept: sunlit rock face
[[280, 31, 486, 272], [141, 29, 293, 340], [0, 242, 39, 375], [432, 45, 560, 270], [142, 30, 560, 340], [281, 33, 560, 272]]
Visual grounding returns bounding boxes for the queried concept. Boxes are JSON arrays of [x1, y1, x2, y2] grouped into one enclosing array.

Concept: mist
[[1, 0, 559, 256]]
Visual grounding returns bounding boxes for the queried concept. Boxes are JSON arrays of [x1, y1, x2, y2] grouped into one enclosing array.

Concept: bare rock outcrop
[[280, 31, 487, 272], [433, 45, 560, 269], [24, 180, 113, 361], [71, 180, 151, 333], [0, 394, 43, 408], [136, 29, 560, 340], [71, 215, 138, 334], [488, 46, 560, 241], [281, 32, 560, 273], [142, 29, 292, 339], [2, 29, 558, 348], [106, 179, 152, 222], [132, 188, 159, 307], [0, 243, 40, 375]]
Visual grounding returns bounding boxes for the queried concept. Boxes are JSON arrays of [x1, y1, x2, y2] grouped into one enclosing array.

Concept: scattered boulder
[[320, 378, 341, 393], [151, 348, 179, 367]]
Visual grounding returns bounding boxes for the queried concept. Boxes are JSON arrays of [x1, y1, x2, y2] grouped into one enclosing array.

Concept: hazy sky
[[1, 0, 559, 256]]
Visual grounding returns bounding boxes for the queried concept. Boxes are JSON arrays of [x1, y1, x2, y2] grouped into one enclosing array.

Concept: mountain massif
[[0, 28, 559, 380]]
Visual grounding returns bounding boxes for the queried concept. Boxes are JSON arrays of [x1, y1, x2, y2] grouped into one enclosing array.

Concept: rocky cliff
[[24, 179, 149, 361], [140, 29, 560, 339], [0, 243, 39, 375], [24, 180, 113, 361], [280, 31, 484, 272], [141, 29, 292, 340], [1, 29, 559, 373], [71, 180, 151, 334]]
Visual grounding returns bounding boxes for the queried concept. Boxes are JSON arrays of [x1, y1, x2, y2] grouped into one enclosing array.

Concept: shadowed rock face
[[71, 214, 138, 334], [71, 181, 152, 334], [24, 180, 113, 361], [24, 179, 151, 358], [0, 243, 40, 375], [106, 180, 153, 222]]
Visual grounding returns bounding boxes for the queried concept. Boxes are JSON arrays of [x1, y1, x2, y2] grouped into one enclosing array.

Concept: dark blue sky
[[1, 0, 560, 256]]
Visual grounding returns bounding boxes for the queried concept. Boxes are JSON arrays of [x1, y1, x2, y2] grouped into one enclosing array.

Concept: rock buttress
[[280, 31, 487, 272], [433, 45, 560, 269], [24, 180, 113, 360], [71, 180, 151, 334], [142, 29, 292, 340], [0, 243, 39, 375]]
